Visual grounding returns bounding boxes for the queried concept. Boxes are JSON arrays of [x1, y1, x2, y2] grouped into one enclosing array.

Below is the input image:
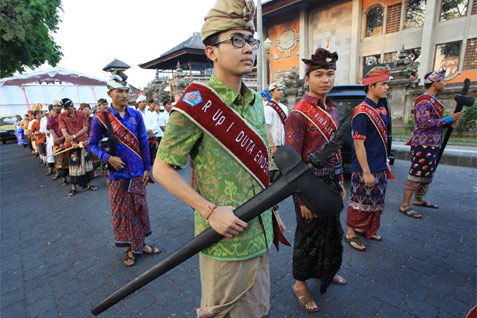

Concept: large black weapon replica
[[436, 78, 475, 167], [91, 144, 345, 315]]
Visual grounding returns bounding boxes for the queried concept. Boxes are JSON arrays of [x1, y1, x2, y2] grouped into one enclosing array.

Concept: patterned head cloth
[[302, 48, 338, 73], [60, 98, 74, 108], [424, 68, 446, 84], [362, 67, 391, 86], [201, 0, 256, 41], [107, 70, 130, 91]]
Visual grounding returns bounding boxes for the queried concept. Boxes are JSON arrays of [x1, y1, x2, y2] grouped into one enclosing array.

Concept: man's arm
[[354, 139, 375, 187], [153, 158, 247, 238]]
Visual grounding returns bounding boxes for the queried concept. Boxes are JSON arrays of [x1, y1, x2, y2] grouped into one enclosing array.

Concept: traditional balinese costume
[[405, 68, 453, 202], [88, 73, 153, 259], [157, 1, 290, 316], [58, 98, 94, 188], [285, 49, 344, 294], [346, 68, 391, 239], [47, 110, 69, 179]]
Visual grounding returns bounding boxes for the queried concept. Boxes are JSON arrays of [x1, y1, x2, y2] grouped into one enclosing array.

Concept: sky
[[42, 0, 219, 88]]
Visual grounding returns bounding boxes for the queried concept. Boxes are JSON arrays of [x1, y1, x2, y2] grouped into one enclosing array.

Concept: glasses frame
[[212, 36, 260, 50]]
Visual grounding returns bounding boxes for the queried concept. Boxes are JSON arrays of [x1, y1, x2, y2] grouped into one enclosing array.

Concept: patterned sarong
[[292, 173, 343, 294], [108, 176, 151, 257], [346, 170, 387, 239], [68, 148, 94, 187], [55, 151, 69, 178], [405, 145, 439, 191]]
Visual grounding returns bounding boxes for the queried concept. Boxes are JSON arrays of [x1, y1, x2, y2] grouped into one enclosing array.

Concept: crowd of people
[[13, 95, 174, 198], [10, 0, 465, 316]]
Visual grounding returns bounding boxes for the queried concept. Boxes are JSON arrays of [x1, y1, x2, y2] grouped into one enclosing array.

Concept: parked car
[[327, 84, 394, 175], [0, 115, 18, 144]]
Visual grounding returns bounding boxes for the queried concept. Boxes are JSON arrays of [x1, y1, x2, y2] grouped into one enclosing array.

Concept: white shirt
[[28, 119, 36, 131], [264, 100, 288, 146], [139, 110, 157, 136], [150, 111, 167, 137], [39, 116, 48, 134]]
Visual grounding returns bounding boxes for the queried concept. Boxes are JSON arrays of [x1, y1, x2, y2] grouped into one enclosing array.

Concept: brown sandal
[[292, 285, 319, 312], [123, 248, 135, 267], [143, 244, 161, 255]]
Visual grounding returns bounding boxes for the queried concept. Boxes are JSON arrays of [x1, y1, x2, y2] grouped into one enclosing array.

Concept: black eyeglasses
[[212, 36, 260, 50]]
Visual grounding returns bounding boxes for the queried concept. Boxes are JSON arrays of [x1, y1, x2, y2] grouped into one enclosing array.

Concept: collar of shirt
[[208, 73, 256, 109], [108, 105, 135, 118], [364, 96, 385, 109], [303, 94, 335, 110]]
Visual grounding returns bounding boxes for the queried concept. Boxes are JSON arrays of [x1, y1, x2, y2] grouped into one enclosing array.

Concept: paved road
[[1, 143, 476, 318], [393, 141, 477, 157]]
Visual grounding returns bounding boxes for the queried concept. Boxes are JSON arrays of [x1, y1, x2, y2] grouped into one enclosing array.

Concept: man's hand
[[450, 111, 464, 122], [340, 183, 346, 200], [363, 171, 375, 187], [208, 206, 248, 238], [108, 156, 125, 171], [451, 121, 459, 128], [271, 145, 277, 154], [300, 204, 314, 220], [142, 171, 150, 186]]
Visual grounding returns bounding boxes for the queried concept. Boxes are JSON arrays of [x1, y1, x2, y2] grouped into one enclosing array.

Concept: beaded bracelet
[[206, 204, 218, 220]]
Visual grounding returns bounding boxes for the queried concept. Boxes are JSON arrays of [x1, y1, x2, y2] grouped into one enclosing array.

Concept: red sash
[[352, 102, 388, 153], [173, 82, 291, 250], [352, 102, 394, 179], [266, 100, 287, 127], [405, 94, 445, 145], [173, 82, 269, 188], [96, 111, 143, 159], [291, 101, 338, 142]]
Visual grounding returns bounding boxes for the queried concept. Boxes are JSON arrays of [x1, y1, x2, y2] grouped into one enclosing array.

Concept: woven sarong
[[68, 148, 94, 187]]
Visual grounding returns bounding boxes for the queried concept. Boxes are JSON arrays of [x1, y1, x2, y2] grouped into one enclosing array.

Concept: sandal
[[88, 185, 98, 191], [67, 190, 77, 197], [332, 274, 347, 285], [61, 181, 68, 187], [413, 200, 438, 209], [123, 248, 135, 267], [143, 244, 161, 255], [292, 285, 319, 312], [355, 230, 383, 241], [398, 207, 422, 219], [345, 236, 366, 251], [52, 175, 59, 180]]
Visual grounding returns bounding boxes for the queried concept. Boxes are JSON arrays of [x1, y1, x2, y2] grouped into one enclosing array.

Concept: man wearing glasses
[[154, 0, 278, 316]]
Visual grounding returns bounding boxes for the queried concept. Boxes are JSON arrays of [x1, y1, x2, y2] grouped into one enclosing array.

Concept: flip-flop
[[292, 285, 319, 312], [67, 190, 77, 197], [398, 207, 422, 219], [143, 244, 161, 255], [124, 248, 135, 267], [345, 236, 366, 251], [88, 185, 98, 191], [413, 200, 438, 209]]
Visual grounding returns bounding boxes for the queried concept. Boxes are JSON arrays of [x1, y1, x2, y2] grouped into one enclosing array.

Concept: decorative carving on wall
[[273, 24, 299, 58]]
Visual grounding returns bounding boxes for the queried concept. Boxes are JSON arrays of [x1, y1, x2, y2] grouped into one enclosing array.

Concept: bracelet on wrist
[[206, 204, 218, 220]]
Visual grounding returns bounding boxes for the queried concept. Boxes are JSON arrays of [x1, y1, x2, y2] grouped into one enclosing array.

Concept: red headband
[[362, 69, 390, 86]]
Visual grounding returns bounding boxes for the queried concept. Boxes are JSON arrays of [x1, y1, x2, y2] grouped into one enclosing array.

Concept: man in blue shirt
[[88, 72, 160, 266], [345, 67, 391, 251]]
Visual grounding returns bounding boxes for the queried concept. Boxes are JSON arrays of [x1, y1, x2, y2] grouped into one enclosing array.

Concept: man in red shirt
[[58, 98, 97, 197]]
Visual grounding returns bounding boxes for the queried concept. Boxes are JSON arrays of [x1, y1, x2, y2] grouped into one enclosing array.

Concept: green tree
[[0, 0, 63, 78]]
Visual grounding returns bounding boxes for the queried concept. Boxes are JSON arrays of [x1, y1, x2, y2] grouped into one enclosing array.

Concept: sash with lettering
[[173, 82, 290, 250], [96, 111, 154, 183], [291, 100, 338, 142], [352, 101, 394, 179], [266, 100, 287, 127], [405, 94, 445, 145]]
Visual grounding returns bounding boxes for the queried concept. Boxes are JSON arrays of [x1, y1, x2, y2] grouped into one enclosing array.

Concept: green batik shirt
[[157, 74, 274, 261]]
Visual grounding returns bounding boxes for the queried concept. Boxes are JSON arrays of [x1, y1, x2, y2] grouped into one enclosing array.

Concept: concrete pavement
[[1, 143, 476, 317]]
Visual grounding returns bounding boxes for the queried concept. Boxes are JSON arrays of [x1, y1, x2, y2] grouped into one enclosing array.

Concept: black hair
[[363, 83, 377, 94], [97, 98, 107, 105], [148, 98, 155, 104], [203, 32, 221, 64]]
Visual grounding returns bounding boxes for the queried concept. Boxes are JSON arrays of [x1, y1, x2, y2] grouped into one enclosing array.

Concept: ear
[[304, 75, 310, 87], [107, 90, 113, 98], [205, 46, 218, 63]]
